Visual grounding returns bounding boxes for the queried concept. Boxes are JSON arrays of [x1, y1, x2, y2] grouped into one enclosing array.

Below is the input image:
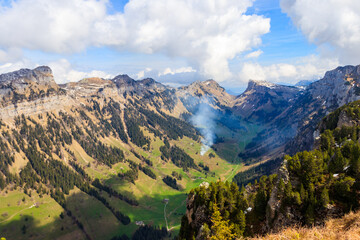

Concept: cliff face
[[237, 65, 360, 160], [0, 95, 77, 121], [0, 66, 55, 86], [285, 65, 360, 154], [178, 79, 235, 108], [233, 80, 301, 122], [0, 68, 169, 120]]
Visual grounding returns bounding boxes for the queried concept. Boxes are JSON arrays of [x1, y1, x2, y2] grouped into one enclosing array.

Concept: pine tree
[[210, 203, 235, 240], [320, 188, 330, 207], [278, 178, 285, 197], [284, 181, 293, 204], [330, 148, 346, 173]]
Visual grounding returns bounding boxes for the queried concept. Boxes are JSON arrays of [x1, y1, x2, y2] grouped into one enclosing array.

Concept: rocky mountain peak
[[34, 66, 52, 75], [247, 79, 277, 90], [242, 79, 300, 98], [201, 79, 221, 87], [111, 74, 136, 87], [0, 66, 55, 86], [139, 78, 156, 86], [323, 65, 359, 80], [183, 79, 224, 93]]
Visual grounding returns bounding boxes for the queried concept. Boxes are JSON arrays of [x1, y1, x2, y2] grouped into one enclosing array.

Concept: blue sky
[[0, 0, 359, 93]]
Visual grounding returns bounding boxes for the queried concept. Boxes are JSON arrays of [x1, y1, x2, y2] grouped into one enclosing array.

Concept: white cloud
[[48, 59, 114, 84], [0, 0, 270, 82], [95, 0, 270, 81], [0, 0, 107, 54], [238, 55, 340, 84], [280, 0, 360, 64], [0, 58, 113, 84], [133, 66, 204, 86], [245, 50, 263, 59], [0, 60, 33, 74], [134, 67, 153, 80], [158, 67, 196, 76], [0, 48, 23, 63]]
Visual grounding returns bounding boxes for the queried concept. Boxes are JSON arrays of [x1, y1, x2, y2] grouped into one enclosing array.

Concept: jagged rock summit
[[0, 66, 55, 86]]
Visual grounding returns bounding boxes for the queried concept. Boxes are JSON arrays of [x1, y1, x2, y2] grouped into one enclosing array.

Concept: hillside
[[251, 210, 360, 240], [1, 65, 360, 239], [0, 67, 246, 240], [179, 99, 360, 239]]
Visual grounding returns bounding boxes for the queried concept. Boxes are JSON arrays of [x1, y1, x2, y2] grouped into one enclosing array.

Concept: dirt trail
[[164, 202, 169, 230], [0, 203, 36, 223]]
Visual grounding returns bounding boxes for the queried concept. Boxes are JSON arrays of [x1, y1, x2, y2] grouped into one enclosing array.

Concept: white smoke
[[190, 102, 216, 156]]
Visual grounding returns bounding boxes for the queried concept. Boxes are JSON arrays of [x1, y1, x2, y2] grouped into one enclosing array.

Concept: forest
[[179, 100, 360, 239]]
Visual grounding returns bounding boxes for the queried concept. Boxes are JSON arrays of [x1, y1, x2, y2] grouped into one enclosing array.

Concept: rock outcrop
[[233, 79, 301, 122]]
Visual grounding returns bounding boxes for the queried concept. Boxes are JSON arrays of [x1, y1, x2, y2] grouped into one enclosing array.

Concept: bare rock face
[[0, 95, 78, 120], [266, 162, 293, 231], [238, 65, 360, 161], [183, 192, 210, 240], [0, 66, 56, 87], [185, 193, 208, 229], [178, 79, 235, 108], [64, 77, 118, 98], [285, 65, 360, 154], [0, 66, 73, 120], [111, 75, 165, 95], [233, 80, 301, 122]]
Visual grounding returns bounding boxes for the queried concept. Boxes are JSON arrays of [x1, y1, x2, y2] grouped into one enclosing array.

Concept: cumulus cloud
[[158, 67, 196, 77], [134, 67, 153, 79], [95, 0, 270, 81], [0, 0, 270, 82], [238, 55, 340, 84], [133, 66, 205, 87], [48, 59, 114, 84], [0, 60, 34, 74], [0, 48, 23, 63], [280, 0, 360, 64], [0, 58, 113, 84], [0, 0, 107, 54]]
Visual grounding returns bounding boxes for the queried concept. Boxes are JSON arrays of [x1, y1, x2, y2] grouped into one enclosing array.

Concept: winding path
[[0, 203, 36, 224], [164, 201, 169, 230]]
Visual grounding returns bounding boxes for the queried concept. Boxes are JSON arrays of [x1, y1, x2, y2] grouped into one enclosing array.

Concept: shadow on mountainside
[[0, 210, 85, 240]]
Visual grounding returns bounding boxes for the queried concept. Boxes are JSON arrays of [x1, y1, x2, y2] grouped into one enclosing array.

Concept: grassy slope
[[66, 188, 124, 240], [251, 210, 360, 240], [1, 108, 261, 239], [67, 128, 243, 237], [0, 189, 84, 240]]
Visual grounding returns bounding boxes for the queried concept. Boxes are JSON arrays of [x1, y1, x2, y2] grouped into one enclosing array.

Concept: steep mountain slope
[[1, 64, 360, 239], [233, 80, 301, 122], [234, 65, 360, 176], [180, 99, 360, 239], [285, 65, 360, 154], [0, 67, 241, 240]]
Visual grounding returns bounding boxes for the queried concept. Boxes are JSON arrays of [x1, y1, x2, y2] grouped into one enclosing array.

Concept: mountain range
[[1, 64, 360, 239]]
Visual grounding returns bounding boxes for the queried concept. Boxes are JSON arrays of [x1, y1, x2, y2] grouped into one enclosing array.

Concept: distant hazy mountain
[[295, 79, 314, 86]]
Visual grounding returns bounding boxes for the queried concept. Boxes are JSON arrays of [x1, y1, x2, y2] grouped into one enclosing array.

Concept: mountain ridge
[[1, 64, 360, 239]]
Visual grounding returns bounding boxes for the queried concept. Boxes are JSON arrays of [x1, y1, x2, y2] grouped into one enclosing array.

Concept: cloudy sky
[[0, 0, 359, 93]]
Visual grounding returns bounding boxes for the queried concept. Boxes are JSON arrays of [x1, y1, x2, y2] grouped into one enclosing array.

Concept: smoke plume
[[190, 101, 216, 156]]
